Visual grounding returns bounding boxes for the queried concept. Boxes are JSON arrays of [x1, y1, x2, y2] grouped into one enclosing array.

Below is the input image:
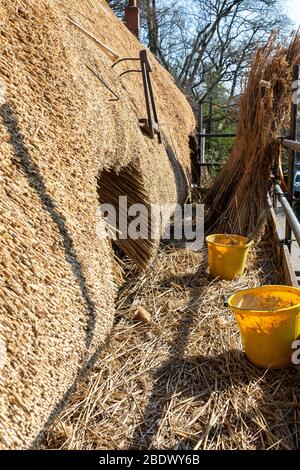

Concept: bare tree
[[107, 0, 291, 99], [107, 0, 127, 15]]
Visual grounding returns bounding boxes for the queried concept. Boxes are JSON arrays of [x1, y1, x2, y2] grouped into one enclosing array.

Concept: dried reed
[[206, 33, 300, 235], [42, 241, 300, 450]]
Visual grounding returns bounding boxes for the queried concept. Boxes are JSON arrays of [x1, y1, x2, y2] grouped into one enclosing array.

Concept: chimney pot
[[125, 1, 140, 40]]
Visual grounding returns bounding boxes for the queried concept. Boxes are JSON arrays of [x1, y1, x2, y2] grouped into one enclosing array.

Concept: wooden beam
[[268, 201, 298, 287], [66, 17, 119, 62]]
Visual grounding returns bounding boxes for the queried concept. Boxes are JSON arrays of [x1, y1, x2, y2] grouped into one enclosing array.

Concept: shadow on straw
[[1, 103, 97, 349]]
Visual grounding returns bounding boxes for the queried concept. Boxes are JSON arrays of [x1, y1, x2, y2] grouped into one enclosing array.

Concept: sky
[[286, 0, 300, 26]]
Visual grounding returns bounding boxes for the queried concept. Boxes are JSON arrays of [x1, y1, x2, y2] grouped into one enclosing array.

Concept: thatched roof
[[0, 0, 195, 449]]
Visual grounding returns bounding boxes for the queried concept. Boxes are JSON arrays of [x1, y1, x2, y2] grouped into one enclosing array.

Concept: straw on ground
[[42, 241, 300, 450]]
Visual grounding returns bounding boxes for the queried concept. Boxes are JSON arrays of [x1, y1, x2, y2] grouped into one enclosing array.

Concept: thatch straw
[[42, 240, 300, 450], [205, 33, 300, 235], [97, 164, 157, 270], [0, 0, 195, 449]]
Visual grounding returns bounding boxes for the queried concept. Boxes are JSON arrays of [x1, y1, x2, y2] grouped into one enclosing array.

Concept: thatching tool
[[85, 65, 119, 101], [112, 51, 162, 143]]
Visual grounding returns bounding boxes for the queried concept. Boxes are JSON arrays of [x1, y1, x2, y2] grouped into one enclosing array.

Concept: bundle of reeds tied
[[205, 33, 300, 235]]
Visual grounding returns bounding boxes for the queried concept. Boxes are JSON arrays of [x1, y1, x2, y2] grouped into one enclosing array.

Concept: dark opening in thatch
[[97, 165, 157, 270]]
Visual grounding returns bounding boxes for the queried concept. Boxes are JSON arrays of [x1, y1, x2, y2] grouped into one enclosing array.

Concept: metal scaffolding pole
[[276, 184, 300, 248], [285, 64, 300, 251]]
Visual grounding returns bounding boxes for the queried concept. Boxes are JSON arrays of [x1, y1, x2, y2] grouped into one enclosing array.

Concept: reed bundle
[[205, 33, 300, 235], [97, 165, 157, 270]]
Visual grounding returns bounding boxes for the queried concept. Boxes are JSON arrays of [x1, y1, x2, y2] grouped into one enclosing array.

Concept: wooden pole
[[66, 17, 119, 62]]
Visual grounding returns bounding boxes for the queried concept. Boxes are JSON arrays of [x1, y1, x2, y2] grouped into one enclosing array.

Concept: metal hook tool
[[112, 50, 162, 143], [85, 64, 120, 102]]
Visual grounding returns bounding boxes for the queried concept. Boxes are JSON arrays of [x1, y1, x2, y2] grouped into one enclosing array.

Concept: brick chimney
[[125, 0, 140, 40]]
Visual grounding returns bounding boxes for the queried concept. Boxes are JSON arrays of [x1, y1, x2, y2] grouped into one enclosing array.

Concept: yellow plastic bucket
[[228, 285, 300, 368], [206, 234, 253, 280]]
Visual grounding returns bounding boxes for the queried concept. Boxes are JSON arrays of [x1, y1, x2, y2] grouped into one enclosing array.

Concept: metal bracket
[[112, 50, 162, 144], [111, 57, 140, 69], [119, 69, 142, 77], [277, 190, 296, 204], [280, 239, 291, 246], [85, 65, 119, 101]]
